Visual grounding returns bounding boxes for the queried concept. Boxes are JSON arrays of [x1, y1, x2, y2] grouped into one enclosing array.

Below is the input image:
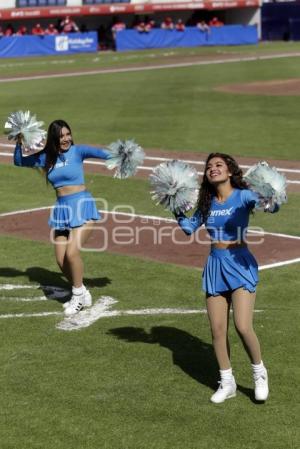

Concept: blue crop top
[[177, 188, 279, 241], [14, 143, 111, 189]]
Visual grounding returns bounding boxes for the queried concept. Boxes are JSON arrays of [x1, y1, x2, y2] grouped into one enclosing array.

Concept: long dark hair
[[44, 119, 73, 174], [196, 152, 248, 221]]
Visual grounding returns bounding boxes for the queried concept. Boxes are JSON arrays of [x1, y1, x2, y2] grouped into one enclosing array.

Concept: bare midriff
[[211, 241, 247, 250], [56, 185, 86, 197]]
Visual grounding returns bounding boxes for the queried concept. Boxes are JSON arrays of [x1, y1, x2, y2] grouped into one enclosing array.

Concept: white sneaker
[[210, 378, 237, 404], [83, 289, 92, 307], [64, 294, 85, 316], [63, 289, 92, 309], [254, 369, 269, 401]]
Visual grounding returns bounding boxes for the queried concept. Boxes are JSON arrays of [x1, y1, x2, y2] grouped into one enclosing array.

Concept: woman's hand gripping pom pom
[[149, 160, 200, 214], [243, 161, 287, 211], [105, 139, 145, 179], [4, 110, 46, 152]]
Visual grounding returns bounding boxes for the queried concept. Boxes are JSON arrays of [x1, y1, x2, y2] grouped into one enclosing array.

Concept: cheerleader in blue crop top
[[14, 119, 112, 316], [176, 153, 279, 404]]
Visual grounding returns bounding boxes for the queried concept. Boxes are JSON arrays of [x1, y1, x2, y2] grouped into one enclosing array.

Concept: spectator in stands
[[145, 19, 156, 32], [44, 23, 59, 35], [209, 17, 224, 27], [4, 24, 14, 36], [161, 17, 174, 30], [32, 23, 45, 36], [197, 20, 210, 33], [16, 25, 28, 36], [60, 15, 79, 34], [111, 18, 126, 35], [111, 17, 126, 49], [175, 19, 185, 32], [134, 20, 149, 33]]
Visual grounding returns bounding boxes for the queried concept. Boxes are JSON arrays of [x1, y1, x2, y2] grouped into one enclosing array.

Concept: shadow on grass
[[108, 326, 219, 390], [108, 326, 261, 402], [237, 385, 266, 405], [0, 267, 111, 303]]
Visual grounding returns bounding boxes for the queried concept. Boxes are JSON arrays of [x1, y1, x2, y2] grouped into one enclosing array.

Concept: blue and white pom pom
[[150, 160, 200, 213], [243, 161, 287, 209], [105, 139, 145, 179], [4, 110, 46, 151]]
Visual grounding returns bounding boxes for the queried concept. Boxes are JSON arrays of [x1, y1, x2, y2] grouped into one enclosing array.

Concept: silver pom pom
[[150, 160, 200, 213], [244, 161, 287, 208], [105, 139, 145, 179], [4, 110, 46, 151]]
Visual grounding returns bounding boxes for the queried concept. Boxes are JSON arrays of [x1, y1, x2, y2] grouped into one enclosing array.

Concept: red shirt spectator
[[161, 17, 174, 30], [209, 17, 224, 27], [16, 26, 28, 36], [112, 20, 126, 34], [32, 23, 44, 36], [145, 19, 155, 32], [45, 23, 59, 35], [111, 19, 126, 43], [4, 25, 14, 36], [110, 18, 126, 50], [175, 19, 185, 32]]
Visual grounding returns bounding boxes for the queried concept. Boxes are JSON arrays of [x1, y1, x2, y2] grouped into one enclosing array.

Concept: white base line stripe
[[1, 52, 300, 84], [247, 229, 300, 240], [0, 308, 264, 322], [0, 206, 51, 217], [259, 257, 300, 270], [144, 155, 300, 175], [0, 311, 62, 319], [1, 150, 300, 180]]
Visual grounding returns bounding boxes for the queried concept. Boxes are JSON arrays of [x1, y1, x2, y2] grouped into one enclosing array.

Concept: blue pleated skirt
[[202, 247, 258, 296], [48, 190, 100, 230]]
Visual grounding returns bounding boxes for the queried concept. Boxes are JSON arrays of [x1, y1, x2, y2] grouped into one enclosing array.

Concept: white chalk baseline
[[0, 283, 264, 331]]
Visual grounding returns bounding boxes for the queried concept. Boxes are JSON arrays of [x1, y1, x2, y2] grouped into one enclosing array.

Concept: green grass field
[[0, 43, 299, 449]]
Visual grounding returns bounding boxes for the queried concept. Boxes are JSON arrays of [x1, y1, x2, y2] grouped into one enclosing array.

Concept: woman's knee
[[65, 247, 81, 263], [211, 323, 228, 341], [234, 321, 253, 338]]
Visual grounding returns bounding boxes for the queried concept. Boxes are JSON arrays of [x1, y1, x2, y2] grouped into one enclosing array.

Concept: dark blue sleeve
[[14, 143, 46, 168], [240, 189, 259, 209], [77, 145, 111, 161], [175, 209, 203, 235], [240, 189, 280, 213]]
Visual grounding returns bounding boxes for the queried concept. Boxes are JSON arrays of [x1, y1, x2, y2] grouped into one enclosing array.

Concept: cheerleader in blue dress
[[175, 153, 280, 403], [14, 119, 112, 317]]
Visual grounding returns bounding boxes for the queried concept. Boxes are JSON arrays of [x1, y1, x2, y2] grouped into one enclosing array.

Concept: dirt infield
[[0, 208, 299, 270], [215, 78, 300, 96]]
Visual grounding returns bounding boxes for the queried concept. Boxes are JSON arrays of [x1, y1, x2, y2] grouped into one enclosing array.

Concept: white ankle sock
[[220, 368, 234, 383], [72, 285, 84, 296], [251, 361, 266, 377]]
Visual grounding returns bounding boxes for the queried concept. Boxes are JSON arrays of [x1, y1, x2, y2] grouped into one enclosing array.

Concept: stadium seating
[[17, 0, 66, 6]]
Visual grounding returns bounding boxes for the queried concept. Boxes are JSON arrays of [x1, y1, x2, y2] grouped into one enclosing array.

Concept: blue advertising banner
[[116, 26, 258, 52], [0, 32, 98, 58]]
